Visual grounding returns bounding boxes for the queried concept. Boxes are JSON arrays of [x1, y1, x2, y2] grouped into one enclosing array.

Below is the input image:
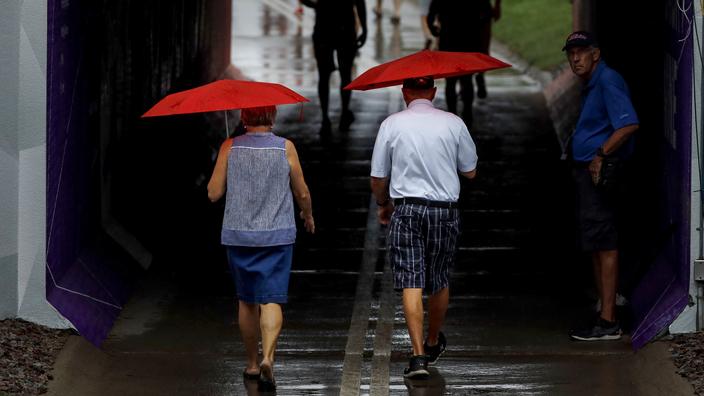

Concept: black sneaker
[[423, 332, 446, 365], [403, 355, 430, 379], [570, 317, 622, 341]]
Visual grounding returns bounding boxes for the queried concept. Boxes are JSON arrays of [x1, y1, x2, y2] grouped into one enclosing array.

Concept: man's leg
[[337, 44, 357, 131], [260, 303, 283, 378], [238, 301, 260, 374], [313, 40, 334, 133], [426, 287, 449, 346], [445, 77, 458, 114], [597, 249, 618, 322], [459, 74, 475, 126], [402, 288, 425, 356]]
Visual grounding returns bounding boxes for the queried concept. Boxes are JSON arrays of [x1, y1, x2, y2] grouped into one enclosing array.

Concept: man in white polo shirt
[[370, 77, 478, 378]]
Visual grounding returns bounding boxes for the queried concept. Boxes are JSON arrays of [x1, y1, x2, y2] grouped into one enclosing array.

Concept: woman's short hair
[[241, 105, 277, 127]]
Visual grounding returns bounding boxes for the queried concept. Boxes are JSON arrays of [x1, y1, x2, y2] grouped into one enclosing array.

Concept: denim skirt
[[226, 244, 293, 304]]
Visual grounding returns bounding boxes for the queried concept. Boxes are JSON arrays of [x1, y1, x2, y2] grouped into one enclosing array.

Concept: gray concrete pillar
[[0, 0, 70, 328]]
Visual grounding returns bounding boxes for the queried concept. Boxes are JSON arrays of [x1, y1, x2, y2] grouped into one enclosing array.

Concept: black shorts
[[312, 32, 357, 73], [573, 166, 618, 252]]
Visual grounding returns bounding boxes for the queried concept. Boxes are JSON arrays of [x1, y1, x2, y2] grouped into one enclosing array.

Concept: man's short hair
[[402, 77, 435, 90], [241, 105, 277, 126], [562, 31, 598, 51]]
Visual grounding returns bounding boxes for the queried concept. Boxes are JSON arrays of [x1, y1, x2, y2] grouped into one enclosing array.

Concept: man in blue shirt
[[564, 31, 639, 341]]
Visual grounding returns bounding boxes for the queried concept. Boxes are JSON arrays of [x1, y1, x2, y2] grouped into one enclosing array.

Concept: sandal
[[242, 369, 260, 381], [257, 362, 276, 391]]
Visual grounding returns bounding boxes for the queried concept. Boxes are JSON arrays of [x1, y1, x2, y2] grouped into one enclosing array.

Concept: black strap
[[393, 197, 459, 209]]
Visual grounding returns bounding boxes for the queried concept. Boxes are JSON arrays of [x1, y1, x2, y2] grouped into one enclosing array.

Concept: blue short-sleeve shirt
[[572, 61, 639, 162]]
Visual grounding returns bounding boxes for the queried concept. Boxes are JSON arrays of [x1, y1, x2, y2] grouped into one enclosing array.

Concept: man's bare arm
[[371, 176, 393, 225], [371, 176, 390, 204], [600, 124, 639, 155], [460, 169, 477, 179]]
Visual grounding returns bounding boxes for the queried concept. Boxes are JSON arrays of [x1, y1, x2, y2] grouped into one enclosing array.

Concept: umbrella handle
[[224, 110, 230, 138]]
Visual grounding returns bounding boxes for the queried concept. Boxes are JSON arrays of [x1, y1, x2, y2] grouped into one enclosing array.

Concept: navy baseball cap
[[403, 76, 435, 90], [562, 31, 598, 51]]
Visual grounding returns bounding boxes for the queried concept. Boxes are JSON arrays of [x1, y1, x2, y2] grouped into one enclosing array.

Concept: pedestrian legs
[[459, 74, 475, 126], [238, 301, 261, 375], [402, 287, 450, 355], [259, 303, 283, 370], [594, 250, 618, 322], [445, 77, 459, 115], [426, 287, 449, 346], [403, 288, 425, 356], [317, 67, 333, 133]]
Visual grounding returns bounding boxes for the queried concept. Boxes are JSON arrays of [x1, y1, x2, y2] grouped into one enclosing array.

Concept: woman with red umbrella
[[207, 105, 315, 391]]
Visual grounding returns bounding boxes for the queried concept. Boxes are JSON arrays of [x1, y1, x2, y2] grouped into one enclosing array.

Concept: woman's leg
[[259, 303, 283, 378], [238, 300, 261, 374]]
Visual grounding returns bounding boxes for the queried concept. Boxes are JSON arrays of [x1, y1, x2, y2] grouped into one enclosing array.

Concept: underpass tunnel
[[41, 0, 694, 357]]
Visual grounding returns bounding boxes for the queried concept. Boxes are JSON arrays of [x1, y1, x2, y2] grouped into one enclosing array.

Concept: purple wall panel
[[47, 0, 127, 346], [46, 0, 232, 346], [631, 0, 693, 349]]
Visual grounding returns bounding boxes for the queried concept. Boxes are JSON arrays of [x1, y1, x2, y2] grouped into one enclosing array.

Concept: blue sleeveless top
[[221, 132, 296, 246]]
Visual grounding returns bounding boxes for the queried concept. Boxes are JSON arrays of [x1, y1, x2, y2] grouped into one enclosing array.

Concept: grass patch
[[492, 0, 572, 70]]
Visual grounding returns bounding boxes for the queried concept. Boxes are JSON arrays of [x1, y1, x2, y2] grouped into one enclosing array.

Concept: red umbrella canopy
[[344, 50, 511, 91], [141, 79, 309, 117]]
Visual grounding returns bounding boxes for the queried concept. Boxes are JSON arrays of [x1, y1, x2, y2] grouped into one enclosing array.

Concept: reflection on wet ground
[[47, 1, 694, 395]]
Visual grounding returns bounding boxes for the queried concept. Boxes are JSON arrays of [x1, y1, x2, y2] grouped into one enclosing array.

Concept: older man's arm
[[589, 123, 638, 184], [371, 176, 393, 225], [460, 169, 477, 179]]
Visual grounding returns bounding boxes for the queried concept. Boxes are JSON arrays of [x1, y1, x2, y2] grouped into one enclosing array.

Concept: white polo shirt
[[370, 99, 478, 202]]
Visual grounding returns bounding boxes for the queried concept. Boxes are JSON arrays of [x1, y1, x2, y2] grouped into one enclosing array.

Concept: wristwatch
[[596, 147, 609, 158]]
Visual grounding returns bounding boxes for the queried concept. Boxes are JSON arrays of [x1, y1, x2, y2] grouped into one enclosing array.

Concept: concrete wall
[[0, 0, 70, 328], [0, 1, 21, 320]]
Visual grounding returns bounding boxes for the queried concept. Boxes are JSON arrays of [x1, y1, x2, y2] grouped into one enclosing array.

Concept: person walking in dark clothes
[[301, 0, 368, 134], [562, 32, 639, 341], [427, 0, 500, 127]]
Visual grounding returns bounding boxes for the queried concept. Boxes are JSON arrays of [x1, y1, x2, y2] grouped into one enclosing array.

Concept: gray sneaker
[[570, 317, 622, 341]]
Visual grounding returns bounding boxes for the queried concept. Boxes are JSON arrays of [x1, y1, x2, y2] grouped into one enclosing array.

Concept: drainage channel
[[340, 91, 401, 396]]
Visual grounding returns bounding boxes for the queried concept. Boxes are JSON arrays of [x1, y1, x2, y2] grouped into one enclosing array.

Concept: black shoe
[[339, 110, 355, 132], [423, 332, 446, 365], [403, 355, 430, 379], [570, 317, 622, 341], [319, 118, 332, 134]]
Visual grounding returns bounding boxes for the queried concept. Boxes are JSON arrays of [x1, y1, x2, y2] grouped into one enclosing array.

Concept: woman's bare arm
[[286, 140, 315, 233], [207, 138, 233, 202]]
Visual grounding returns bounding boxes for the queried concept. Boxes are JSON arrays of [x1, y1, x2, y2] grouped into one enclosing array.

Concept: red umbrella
[[141, 79, 309, 117], [344, 50, 511, 91]]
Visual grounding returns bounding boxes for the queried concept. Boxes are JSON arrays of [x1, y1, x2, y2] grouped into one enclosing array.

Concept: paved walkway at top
[[48, 1, 693, 395]]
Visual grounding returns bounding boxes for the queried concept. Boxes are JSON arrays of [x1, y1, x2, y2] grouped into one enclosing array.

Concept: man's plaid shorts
[[387, 203, 460, 295]]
